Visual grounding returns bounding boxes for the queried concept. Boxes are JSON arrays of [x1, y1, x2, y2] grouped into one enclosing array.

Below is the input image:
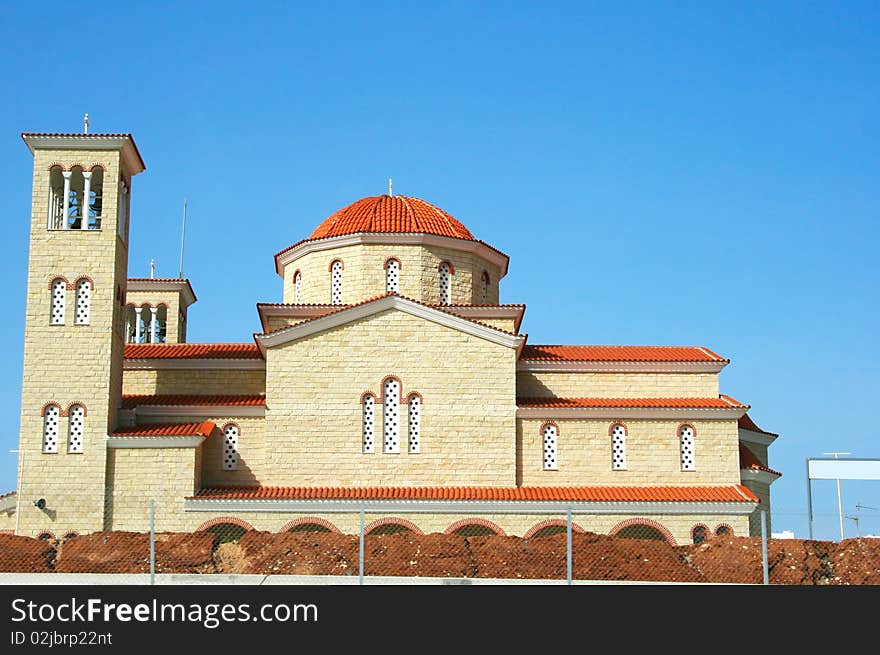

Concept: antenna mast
[[178, 197, 187, 278]]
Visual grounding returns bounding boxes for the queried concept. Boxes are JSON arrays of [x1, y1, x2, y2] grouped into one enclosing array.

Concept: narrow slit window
[[362, 394, 375, 453], [383, 379, 400, 453], [294, 271, 302, 303], [408, 394, 420, 453], [680, 425, 695, 471], [438, 262, 451, 305], [42, 405, 60, 453], [74, 279, 91, 325], [50, 279, 66, 325], [481, 271, 490, 304], [542, 424, 558, 470], [223, 424, 239, 470], [67, 405, 84, 453], [611, 425, 627, 470], [386, 259, 400, 293], [331, 261, 343, 305]]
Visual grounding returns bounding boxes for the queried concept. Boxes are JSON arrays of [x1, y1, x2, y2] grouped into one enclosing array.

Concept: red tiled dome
[[309, 195, 475, 241]]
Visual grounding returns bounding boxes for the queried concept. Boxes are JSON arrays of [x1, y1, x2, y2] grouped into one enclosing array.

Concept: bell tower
[[16, 131, 146, 536]]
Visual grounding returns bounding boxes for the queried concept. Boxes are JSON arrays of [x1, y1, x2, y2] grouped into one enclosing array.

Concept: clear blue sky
[[1, 2, 878, 539]]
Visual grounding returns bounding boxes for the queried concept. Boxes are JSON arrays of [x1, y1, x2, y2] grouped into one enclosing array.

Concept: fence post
[[566, 506, 573, 586], [358, 504, 365, 586], [149, 499, 155, 586], [760, 509, 769, 585]]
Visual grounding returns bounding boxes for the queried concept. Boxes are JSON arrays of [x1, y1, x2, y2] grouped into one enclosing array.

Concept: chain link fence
[[2, 503, 879, 584]]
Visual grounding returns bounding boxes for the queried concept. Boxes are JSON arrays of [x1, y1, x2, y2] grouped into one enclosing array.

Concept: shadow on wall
[[200, 426, 260, 487]]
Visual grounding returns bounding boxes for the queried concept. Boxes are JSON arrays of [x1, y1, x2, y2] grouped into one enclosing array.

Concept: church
[[4, 130, 781, 545]]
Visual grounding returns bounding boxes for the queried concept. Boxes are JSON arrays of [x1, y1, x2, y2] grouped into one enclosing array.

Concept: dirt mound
[[365, 532, 472, 577], [684, 536, 835, 584], [55, 532, 216, 573], [0, 533, 55, 572], [229, 531, 359, 576], [1, 529, 877, 583], [828, 538, 880, 585], [571, 532, 706, 582]]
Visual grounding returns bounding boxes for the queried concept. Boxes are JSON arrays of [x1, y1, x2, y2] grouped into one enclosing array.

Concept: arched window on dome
[[438, 261, 452, 305], [294, 270, 302, 303], [330, 260, 343, 305], [480, 270, 490, 304], [680, 424, 696, 471], [542, 423, 558, 471], [385, 258, 400, 294], [611, 424, 627, 471]]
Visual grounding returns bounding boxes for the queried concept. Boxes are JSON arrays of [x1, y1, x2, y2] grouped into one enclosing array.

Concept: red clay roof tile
[[111, 421, 216, 437], [121, 394, 265, 409], [124, 343, 261, 359], [738, 414, 778, 437], [520, 345, 727, 362], [189, 485, 758, 503], [308, 195, 474, 241], [739, 443, 782, 476], [517, 396, 748, 409]]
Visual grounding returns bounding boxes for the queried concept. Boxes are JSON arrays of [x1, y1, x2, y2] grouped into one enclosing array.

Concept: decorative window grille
[[542, 424, 558, 470], [386, 259, 400, 293], [67, 405, 84, 453], [438, 262, 451, 305], [50, 279, 66, 325], [294, 272, 302, 303], [680, 425, 695, 471], [74, 279, 91, 325], [223, 424, 239, 470], [408, 395, 421, 453], [611, 424, 627, 470], [42, 405, 60, 453], [383, 379, 400, 453], [331, 261, 343, 305], [362, 395, 375, 453], [481, 271, 490, 304]]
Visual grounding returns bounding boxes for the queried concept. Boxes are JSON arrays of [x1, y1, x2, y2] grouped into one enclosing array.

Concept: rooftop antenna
[[823, 451, 851, 541], [388, 178, 393, 197], [856, 502, 878, 511], [845, 515, 861, 537], [149, 259, 155, 279], [83, 113, 89, 134], [178, 197, 187, 279]]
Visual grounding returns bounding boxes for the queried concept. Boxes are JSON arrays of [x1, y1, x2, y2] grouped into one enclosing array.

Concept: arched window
[[47, 166, 65, 230], [222, 424, 239, 471], [50, 278, 66, 325], [294, 271, 302, 303], [480, 270, 490, 304], [74, 279, 91, 325], [408, 393, 421, 454], [85, 166, 103, 229], [383, 378, 400, 453], [680, 424, 695, 471], [611, 424, 627, 471], [438, 261, 452, 305], [385, 258, 400, 293], [124, 305, 137, 343], [692, 525, 708, 545], [715, 525, 731, 537], [67, 405, 84, 453], [362, 394, 376, 454], [330, 260, 343, 305], [154, 305, 168, 343], [42, 405, 60, 453], [542, 423, 558, 470]]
